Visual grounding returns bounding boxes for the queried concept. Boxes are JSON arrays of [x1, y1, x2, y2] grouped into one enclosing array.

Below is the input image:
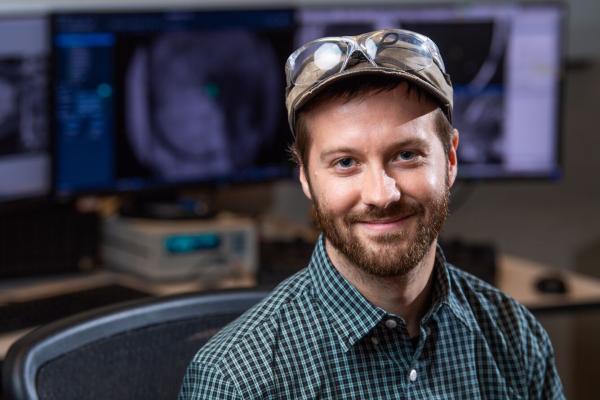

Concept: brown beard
[[312, 185, 449, 278]]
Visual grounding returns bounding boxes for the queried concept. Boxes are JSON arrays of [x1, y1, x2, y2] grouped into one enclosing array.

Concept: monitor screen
[[0, 15, 50, 203], [52, 9, 296, 196], [296, 3, 564, 180], [52, 3, 564, 196]]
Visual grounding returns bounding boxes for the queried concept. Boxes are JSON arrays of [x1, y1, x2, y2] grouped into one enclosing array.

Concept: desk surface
[[498, 254, 600, 313]]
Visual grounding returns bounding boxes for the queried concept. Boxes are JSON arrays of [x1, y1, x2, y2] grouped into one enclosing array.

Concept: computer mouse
[[535, 275, 568, 294]]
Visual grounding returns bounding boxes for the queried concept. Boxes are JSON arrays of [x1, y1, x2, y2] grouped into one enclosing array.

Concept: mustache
[[344, 200, 423, 224]]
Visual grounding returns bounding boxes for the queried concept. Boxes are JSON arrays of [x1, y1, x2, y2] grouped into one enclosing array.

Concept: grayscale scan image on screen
[[296, 3, 563, 179], [125, 30, 281, 182], [0, 16, 49, 202]]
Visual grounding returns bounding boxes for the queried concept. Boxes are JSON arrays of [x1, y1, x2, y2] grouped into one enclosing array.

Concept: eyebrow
[[319, 147, 359, 162], [319, 137, 431, 162]]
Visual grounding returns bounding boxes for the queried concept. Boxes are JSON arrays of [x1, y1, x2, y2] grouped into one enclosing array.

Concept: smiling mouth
[[357, 214, 415, 232]]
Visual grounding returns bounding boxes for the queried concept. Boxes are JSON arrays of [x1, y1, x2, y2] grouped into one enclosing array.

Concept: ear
[[447, 128, 459, 187], [298, 165, 313, 200]]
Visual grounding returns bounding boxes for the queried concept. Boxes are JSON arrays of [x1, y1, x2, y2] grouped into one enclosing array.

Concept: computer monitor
[[51, 9, 296, 197], [296, 3, 564, 180], [0, 15, 50, 204], [52, 3, 564, 195]]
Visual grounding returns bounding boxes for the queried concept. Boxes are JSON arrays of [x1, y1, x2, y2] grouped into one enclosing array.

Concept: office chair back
[[2, 290, 267, 400]]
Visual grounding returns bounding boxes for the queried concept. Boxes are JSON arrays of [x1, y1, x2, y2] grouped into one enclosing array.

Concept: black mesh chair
[[2, 290, 267, 400]]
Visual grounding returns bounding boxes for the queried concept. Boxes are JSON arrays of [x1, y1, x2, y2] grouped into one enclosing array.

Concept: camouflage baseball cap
[[285, 29, 453, 134]]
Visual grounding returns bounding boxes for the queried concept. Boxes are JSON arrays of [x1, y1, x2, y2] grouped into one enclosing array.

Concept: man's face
[[299, 84, 459, 277]]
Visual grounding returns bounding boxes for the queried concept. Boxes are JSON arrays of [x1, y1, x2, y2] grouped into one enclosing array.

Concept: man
[[179, 29, 564, 399]]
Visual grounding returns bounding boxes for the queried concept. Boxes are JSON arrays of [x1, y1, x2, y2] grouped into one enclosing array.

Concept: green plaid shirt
[[180, 236, 564, 399]]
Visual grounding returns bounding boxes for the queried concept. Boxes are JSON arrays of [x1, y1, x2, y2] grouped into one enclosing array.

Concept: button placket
[[411, 324, 430, 360]]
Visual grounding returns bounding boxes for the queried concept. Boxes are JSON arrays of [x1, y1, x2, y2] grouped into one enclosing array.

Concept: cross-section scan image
[[124, 31, 282, 182], [0, 56, 47, 157]]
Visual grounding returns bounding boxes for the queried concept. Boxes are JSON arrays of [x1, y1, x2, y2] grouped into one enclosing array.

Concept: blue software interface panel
[[53, 10, 296, 196]]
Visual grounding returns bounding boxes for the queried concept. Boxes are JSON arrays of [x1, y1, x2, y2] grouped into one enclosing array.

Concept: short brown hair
[[289, 76, 453, 169]]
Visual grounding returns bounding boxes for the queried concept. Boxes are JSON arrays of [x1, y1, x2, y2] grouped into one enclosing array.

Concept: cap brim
[[287, 65, 452, 133]]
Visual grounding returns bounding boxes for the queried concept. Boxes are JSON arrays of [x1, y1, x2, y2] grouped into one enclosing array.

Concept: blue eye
[[336, 157, 356, 168], [397, 151, 416, 161]]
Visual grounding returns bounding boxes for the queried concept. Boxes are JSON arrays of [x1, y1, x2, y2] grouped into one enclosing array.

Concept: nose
[[361, 167, 401, 209]]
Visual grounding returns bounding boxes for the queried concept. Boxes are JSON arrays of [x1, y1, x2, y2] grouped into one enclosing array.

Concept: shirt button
[[409, 369, 417, 382], [384, 319, 397, 329], [371, 337, 379, 345]]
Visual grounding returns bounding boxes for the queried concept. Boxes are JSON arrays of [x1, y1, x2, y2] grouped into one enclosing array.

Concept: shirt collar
[[309, 236, 475, 351], [427, 245, 476, 332], [309, 235, 386, 352]]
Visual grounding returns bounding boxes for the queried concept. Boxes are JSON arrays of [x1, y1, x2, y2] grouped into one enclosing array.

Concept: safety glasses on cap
[[285, 29, 446, 89]]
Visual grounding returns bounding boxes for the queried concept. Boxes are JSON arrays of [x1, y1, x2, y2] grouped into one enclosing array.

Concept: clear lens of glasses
[[286, 39, 352, 87], [286, 29, 444, 89]]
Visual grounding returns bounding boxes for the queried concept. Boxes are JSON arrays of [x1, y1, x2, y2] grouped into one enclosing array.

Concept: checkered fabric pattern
[[179, 236, 564, 399]]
